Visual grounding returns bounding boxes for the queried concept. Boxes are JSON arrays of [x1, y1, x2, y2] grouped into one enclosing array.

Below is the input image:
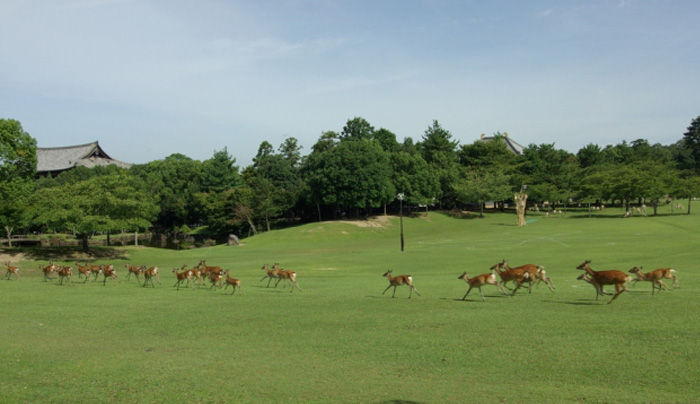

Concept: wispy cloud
[[538, 8, 554, 17]]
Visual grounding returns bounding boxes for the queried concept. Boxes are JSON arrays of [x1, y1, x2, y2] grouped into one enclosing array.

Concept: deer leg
[[607, 284, 625, 304], [478, 286, 486, 302], [461, 286, 473, 300], [382, 285, 392, 295], [392, 286, 397, 298]]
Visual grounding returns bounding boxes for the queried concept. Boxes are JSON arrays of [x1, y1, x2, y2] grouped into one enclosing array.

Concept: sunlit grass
[[1, 207, 699, 403]]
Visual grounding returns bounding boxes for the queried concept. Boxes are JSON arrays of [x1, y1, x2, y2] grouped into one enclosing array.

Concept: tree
[[459, 134, 515, 170], [518, 143, 579, 208], [201, 147, 241, 192], [453, 168, 512, 218], [304, 139, 394, 219], [390, 151, 440, 207], [130, 154, 202, 228], [29, 173, 159, 252], [682, 116, 700, 173], [278, 137, 303, 168], [419, 120, 459, 207], [340, 117, 374, 141], [0, 119, 37, 245]]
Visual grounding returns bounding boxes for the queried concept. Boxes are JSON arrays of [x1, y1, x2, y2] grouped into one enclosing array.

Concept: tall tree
[[682, 115, 700, 173], [453, 168, 512, 218], [340, 117, 375, 141], [0, 119, 37, 244], [419, 120, 459, 207], [201, 147, 241, 192]]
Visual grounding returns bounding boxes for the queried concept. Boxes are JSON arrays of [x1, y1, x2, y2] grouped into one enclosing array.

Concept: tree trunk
[[479, 203, 484, 218], [4, 226, 13, 248], [689, 196, 692, 215], [265, 216, 271, 232], [81, 235, 89, 253], [134, 231, 139, 246], [317, 201, 322, 222]]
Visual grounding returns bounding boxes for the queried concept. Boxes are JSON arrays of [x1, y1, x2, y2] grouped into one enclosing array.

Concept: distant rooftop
[[477, 132, 524, 155], [36, 141, 132, 177]]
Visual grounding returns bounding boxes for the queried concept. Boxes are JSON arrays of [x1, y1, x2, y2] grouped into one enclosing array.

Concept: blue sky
[[1, 0, 698, 166]]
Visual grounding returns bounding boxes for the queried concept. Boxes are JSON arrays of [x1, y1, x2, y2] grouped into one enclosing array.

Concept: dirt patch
[[338, 215, 394, 228]]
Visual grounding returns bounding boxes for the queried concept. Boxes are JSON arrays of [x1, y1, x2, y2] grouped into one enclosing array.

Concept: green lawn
[[1, 207, 699, 403]]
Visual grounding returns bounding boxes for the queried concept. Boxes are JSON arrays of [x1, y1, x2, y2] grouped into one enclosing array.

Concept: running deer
[[141, 266, 161, 288], [576, 260, 630, 304], [490, 261, 531, 296], [260, 264, 278, 287], [74, 262, 91, 283], [457, 271, 506, 302], [172, 268, 194, 290], [4, 261, 19, 280], [272, 263, 301, 292], [124, 264, 143, 282], [197, 260, 224, 279], [41, 262, 57, 281], [630, 267, 679, 290], [628, 267, 675, 295], [499, 260, 555, 292], [223, 270, 241, 295], [57, 266, 74, 285], [100, 265, 118, 286], [382, 270, 420, 298], [576, 273, 612, 297], [209, 270, 224, 289]]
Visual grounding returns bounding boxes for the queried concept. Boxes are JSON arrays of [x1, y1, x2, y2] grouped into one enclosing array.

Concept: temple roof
[[477, 133, 525, 155], [36, 141, 132, 175]]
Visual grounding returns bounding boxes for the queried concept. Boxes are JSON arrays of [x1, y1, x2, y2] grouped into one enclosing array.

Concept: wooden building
[[36, 141, 132, 177]]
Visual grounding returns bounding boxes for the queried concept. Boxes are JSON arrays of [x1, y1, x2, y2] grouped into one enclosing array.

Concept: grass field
[[1, 207, 699, 403]]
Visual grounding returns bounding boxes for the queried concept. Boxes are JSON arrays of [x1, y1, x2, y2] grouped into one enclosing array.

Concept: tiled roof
[[36, 141, 132, 173], [477, 133, 525, 155]]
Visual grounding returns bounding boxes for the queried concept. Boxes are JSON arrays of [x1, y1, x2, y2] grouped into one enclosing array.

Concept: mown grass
[[1, 207, 699, 403]]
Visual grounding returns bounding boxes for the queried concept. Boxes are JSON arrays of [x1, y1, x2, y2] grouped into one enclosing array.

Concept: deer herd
[[3, 258, 680, 304]]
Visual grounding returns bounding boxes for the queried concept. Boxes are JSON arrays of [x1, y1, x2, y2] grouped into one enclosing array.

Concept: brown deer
[[628, 267, 674, 295], [172, 268, 194, 290], [223, 270, 241, 295], [630, 267, 678, 290], [457, 271, 506, 302], [382, 270, 420, 298], [74, 262, 92, 283], [4, 261, 19, 280], [141, 266, 161, 288], [272, 263, 301, 292], [124, 264, 143, 282], [57, 266, 74, 285], [197, 260, 224, 279], [576, 260, 630, 304], [41, 262, 57, 281], [491, 261, 531, 296], [100, 265, 118, 286], [500, 260, 555, 292], [260, 264, 278, 287], [576, 273, 612, 296]]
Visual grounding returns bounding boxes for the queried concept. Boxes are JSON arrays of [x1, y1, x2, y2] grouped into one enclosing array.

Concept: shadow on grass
[[376, 400, 425, 404], [2, 246, 128, 261]]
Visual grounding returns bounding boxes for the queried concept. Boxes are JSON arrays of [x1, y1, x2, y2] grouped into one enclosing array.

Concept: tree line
[[2, 116, 700, 248]]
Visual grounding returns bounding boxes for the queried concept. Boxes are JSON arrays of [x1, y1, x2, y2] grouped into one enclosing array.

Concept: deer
[[272, 263, 301, 292], [260, 264, 278, 287], [382, 270, 420, 298], [197, 260, 224, 279], [209, 270, 224, 289], [183, 264, 205, 287], [57, 266, 74, 285], [100, 264, 118, 286], [124, 264, 143, 282], [499, 260, 555, 292], [40, 262, 57, 281], [628, 267, 674, 295], [74, 262, 92, 283], [223, 270, 241, 295], [630, 267, 679, 289], [141, 266, 161, 288], [490, 261, 531, 296], [457, 271, 507, 302], [576, 273, 612, 296], [4, 261, 20, 280], [172, 268, 194, 290], [576, 260, 631, 304], [87, 263, 102, 281]]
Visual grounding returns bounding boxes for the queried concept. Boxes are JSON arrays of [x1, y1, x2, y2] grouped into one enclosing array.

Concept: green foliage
[[390, 151, 440, 206], [419, 120, 460, 207], [0, 119, 37, 241], [453, 168, 512, 210], [201, 147, 241, 192], [682, 115, 700, 172], [340, 116, 374, 141]]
